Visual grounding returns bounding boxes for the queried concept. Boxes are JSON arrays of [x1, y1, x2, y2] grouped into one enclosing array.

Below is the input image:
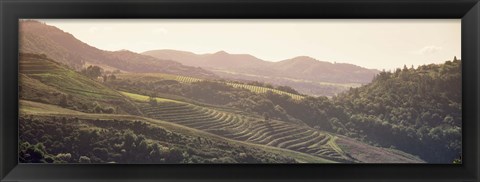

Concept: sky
[[37, 19, 461, 70]]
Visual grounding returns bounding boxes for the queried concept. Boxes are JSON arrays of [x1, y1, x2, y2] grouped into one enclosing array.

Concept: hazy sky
[[37, 19, 460, 70]]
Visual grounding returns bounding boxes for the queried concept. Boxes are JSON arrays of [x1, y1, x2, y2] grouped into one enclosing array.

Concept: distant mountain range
[[19, 20, 216, 78], [20, 20, 379, 96], [143, 50, 380, 96]]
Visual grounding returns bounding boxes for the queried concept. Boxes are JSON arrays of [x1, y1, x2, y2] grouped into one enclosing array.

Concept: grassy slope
[[20, 100, 334, 163], [19, 53, 140, 115]]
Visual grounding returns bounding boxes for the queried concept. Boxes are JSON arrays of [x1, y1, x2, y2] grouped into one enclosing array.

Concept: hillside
[[18, 54, 322, 163], [114, 72, 306, 100], [120, 91, 423, 163], [274, 56, 378, 83], [17, 53, 425, 163], [332, 60, 462, 163], [19, 20, 216, 78], [19, 53, 140, 115], [102, 56, 460, 163], [142, 49, 379, 96], [19, 100, 320, 163]]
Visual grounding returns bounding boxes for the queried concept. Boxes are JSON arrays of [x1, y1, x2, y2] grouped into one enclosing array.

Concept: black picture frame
[[1, 0, 479, 181]]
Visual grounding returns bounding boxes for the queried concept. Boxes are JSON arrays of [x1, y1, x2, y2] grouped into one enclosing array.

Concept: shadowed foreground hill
[[19, 100, 309, 163]]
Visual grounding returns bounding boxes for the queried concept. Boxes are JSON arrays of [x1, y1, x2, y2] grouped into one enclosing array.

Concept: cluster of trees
[[107, 59, 461, 163], [80, 65, 103, 79], [19, 116, 296, 163], [332, 59, 462, 162], [80, 65, 118, 83]]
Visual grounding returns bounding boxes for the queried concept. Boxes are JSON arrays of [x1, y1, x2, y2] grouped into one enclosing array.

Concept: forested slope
[[333, 59, 462, 162]]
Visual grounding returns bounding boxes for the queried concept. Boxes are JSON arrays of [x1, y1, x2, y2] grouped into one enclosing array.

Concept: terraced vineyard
[[19, 53, 140, 115], [116, 73, 202, 83], [123, 92, 350, 162], [226, 83, 305, 100], [117, 73, 305, 100], [19, 57, 62, 74], [20, 54, 123, 100]]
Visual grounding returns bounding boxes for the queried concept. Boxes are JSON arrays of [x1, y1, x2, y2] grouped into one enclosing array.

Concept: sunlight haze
[[37, 19, 460, 70]]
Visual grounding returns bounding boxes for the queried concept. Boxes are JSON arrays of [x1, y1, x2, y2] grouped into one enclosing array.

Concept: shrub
[[103, 107, 116, 114]]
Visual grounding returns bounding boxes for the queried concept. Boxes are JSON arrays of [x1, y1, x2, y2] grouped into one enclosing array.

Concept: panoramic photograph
[[18, 19, 461, 164]]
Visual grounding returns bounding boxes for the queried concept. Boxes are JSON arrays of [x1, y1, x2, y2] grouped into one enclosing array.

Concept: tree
[[165, 148, 184, 163], [276, 85, 300, 94], [108, 74, 116, 81], [56, 153, 72, 162], [79, 156, 91, 163], [81, 65, 103, 79], [103, 107, 116, 114]]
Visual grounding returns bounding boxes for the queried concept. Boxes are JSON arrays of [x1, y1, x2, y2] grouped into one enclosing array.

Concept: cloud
[[416, 45, 443, 55]]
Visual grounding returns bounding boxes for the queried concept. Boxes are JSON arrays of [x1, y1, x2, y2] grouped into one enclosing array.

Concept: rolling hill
[[18, 53, 425, 163], [20, 100, 323, 163], [332, 59, 462, 163], [19, 20, 216, 78], [142, 49, 379, 96], [115, 72, 306, 100], [17, 53, 323, 163], [121, 91, 423, 163], [19, 53, 140, 115]]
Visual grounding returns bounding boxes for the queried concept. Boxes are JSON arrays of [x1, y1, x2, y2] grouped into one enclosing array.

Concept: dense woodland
[[105, 59, 461, 163]]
